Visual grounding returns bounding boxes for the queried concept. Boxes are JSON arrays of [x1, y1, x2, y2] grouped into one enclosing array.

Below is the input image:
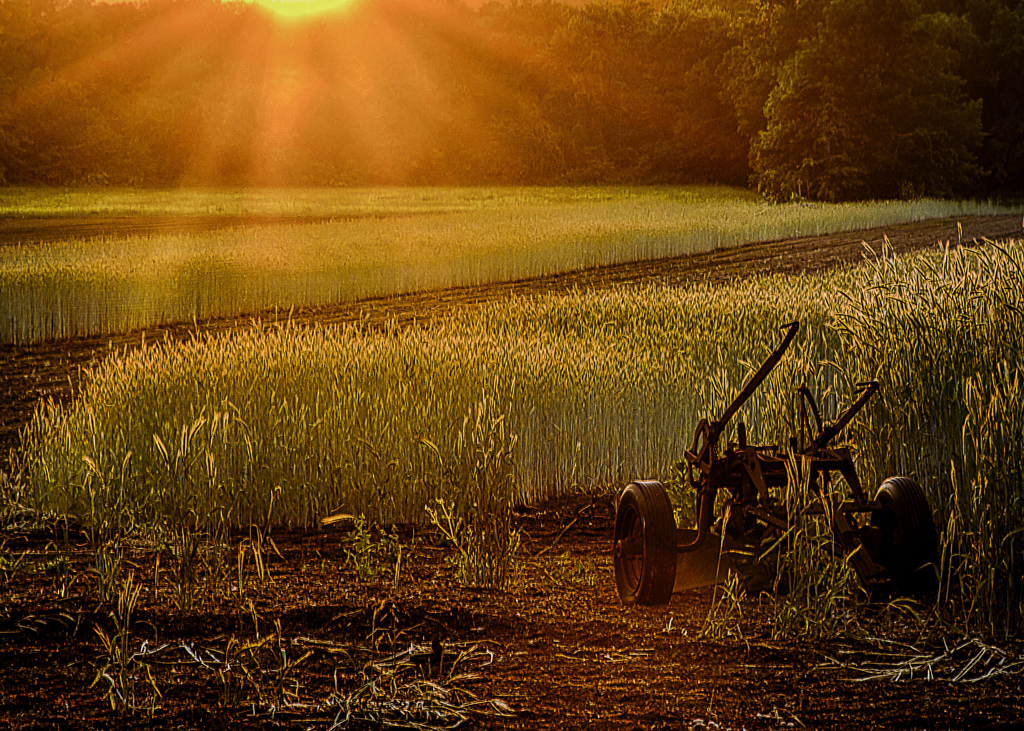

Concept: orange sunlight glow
[[8, 0, 559, 186], [251, 0, 360, 19]]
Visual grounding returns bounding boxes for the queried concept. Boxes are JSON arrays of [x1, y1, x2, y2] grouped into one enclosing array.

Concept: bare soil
[[1, 214, 1022, 730]]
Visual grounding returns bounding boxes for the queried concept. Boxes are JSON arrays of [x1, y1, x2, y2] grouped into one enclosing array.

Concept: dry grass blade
[[87, 633, 512, 725], [327, 640, 512, 730], [819, 638, 1023, 683], [320, 513, 355, 527]]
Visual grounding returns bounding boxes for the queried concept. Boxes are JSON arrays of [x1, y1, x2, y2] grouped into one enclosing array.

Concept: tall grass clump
[[747, 240, 1024, 638], [424, 396, 521, 590], [763, 456, 865, 641], [833, 240, 1024, 636]]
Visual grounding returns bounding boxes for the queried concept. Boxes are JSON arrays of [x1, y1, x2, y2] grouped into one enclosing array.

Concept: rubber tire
[[870, 476, 940, 594], [614, 481, 677, 605]]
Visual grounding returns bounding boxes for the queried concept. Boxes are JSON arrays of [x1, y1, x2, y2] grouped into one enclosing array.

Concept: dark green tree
[[723, 0, 825, 149], [750, 0, 982, 201], [956, 0, 1024, 195]]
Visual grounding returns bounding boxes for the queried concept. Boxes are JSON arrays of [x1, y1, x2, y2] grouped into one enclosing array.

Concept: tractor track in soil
[[0, 213, 1022, 730]]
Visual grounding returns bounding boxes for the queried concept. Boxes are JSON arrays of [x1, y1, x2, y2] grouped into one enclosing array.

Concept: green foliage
[[344, 515, 377, 582], [0, 0, 748, 187], [92, 540, 124, 607], [164, 522, 206, 612], [2, 0, 1016, 196], [344, 515, 404, 584], [723, 0, 825, 146], [546, 551, 599, 588], [0, 538, 26, 586], [750, 0, 982, 201], [949, 0, 1024, 194], [665, 461, 697, 530], [92, 571, 161, 714], [766, 460, 865, 640], [699, 571, 746, 641]]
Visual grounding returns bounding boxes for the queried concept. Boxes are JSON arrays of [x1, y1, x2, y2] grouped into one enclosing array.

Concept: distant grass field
[[1, 186, 1015, 344]]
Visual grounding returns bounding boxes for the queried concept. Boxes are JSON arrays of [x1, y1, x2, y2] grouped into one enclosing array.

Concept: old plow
[[613, 321, 940, 605]]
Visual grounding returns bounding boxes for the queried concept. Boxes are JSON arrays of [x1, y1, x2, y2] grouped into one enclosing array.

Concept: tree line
[[0, 0, 1020, 201]]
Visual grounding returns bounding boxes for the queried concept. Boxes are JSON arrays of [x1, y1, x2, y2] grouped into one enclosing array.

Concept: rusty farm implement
[[613, 321, 940, 605]]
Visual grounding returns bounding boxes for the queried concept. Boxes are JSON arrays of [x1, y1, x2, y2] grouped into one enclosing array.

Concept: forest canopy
[[1, 0, 1021, 200]]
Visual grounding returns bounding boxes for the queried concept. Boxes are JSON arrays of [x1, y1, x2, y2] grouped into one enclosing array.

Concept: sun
[[251, 0, 360, 19]]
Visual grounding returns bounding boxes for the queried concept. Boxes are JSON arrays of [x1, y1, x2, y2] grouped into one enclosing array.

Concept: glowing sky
[[250, 0, 361, 19], [5, 0, 558, 185]]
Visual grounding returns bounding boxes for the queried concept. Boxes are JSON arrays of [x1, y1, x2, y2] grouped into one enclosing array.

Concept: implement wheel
[[871, 476, 940, 594], [614, 481, 676, 605]]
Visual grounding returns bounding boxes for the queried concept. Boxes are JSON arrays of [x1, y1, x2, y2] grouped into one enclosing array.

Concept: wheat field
[[12, 234, 1023, 632], [2, 186, 1012, 343]]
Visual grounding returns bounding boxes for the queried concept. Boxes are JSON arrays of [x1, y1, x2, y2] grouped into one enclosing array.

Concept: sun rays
[[1, 0, 564, 186], [170, 0, 529, 184]]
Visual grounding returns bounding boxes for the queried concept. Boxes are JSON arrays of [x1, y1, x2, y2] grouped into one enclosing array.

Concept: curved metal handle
[[713, 321, 800, 444], [679, 322, 800, 554]]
